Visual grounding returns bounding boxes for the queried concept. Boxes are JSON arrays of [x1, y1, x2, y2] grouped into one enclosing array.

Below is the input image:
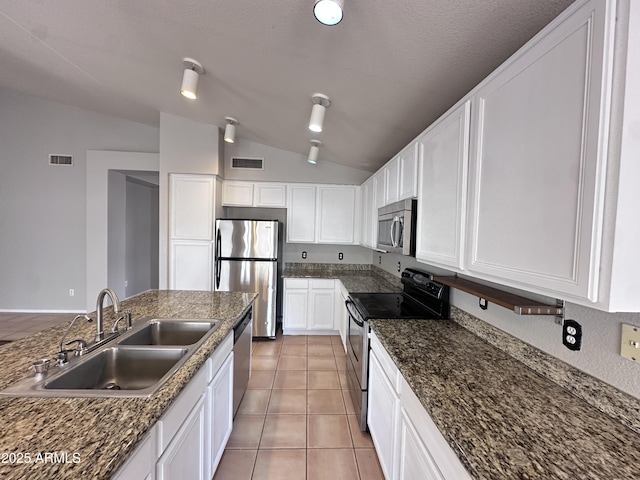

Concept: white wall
[[375, 251, 640, 399], [224, 138, 370, 185], [0, 88, 158, 311], [284, 244, 372, 265]]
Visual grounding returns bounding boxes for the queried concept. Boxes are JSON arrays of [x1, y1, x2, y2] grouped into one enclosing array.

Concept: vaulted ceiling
[[0, 0, 573, 171]]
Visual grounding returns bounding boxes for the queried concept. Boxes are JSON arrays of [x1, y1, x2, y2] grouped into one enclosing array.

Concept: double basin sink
[[0, 318, 222, 398]]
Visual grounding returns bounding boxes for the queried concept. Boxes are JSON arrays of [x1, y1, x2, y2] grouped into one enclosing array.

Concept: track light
[[224, 117, 238, 143], [181, 58, 204, 100], [308, 140, 322, 164], [314, 0, 344, 26], [309, 93, 331, 133]]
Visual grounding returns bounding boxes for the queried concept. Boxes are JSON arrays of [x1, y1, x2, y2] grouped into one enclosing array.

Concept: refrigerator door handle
[[215, 229, 222, 289]]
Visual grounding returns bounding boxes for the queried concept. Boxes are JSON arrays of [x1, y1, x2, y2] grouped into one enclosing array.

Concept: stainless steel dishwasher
[[233, 308, 252, 416]]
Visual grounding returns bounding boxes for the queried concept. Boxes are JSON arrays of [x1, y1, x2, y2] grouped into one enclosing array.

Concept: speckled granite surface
[[283, 263, 402, 292], [0, 290, 256, 480], [370, 319, 640, 479]]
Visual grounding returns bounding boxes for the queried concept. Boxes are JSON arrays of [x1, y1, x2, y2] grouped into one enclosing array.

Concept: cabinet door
[[287, 185, 317, 243], [374, 171, 386, 211], [398, 409, 443, 480], [169, 241, 212, 290], [467, 0, 608, 301], [208, 353, 233, 477], [254, 183, 286, 207], [416, 101, 470, 271], [317, 186, 357, 244], [359, 179, 373, 248], [112, 428, 156, 480], [384, 157, 400, 205], [283, 284, 309, 330], [368, 351, 400, 480], [399, 144, 418, 200], [222, 181, 254, 206], [157, 395, 206, 480], [170, 174, 214, 240], [309, 281, 335, 330]]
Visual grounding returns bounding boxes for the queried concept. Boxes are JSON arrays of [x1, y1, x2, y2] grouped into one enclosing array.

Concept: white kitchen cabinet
[[286, 185, 317, 243], [398, 410, 442, 480], [466, 0, 611, 304], [287, 184, 359, 245], [335, 281, 349, 352], [359, 177, 375, 249], [283, 278, 337, 334], [206, 343, 234, 478], [398, 144, 418, 200], [415, 101, 470, 271], [222, 181, 254, 206], [156, 394, 206, 480], [374, 170, 386, 211], [112, 427, 157, 480], [368, 346, 400, 480], [384, 157, 400, 206], [168, 174, 221, 291], [317, 186, 358, 244], [222, 181, 287, 208]]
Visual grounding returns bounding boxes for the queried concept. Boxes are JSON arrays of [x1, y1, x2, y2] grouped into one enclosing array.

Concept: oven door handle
[[345, 299, 365, 327]]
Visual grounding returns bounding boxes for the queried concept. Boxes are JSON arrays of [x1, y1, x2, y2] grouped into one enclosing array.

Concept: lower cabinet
[[113, 332, 234, 480], [369, 330, 472, 480], [283, 278, 337, 335], [335, 282, 349, 353]]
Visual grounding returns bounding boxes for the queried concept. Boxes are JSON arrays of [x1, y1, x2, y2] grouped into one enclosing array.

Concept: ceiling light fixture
[[181, 58, 204, 100], [309, 93, 331, 133], [313, 0, 344, 26], [224, 117, 238, 143], [308, 140, 322, 164]]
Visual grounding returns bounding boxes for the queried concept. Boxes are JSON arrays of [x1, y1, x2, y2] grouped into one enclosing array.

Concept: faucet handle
[[65, 339, 88, 356]]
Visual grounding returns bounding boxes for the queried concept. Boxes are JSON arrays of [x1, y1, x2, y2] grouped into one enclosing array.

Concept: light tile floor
[[0, 313, 70, 341], [214, 333, 384, 480]]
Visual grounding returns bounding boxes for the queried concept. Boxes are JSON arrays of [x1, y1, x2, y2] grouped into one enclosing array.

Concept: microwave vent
[[231, 157, 264, 170], [49, 154, 73, 166]]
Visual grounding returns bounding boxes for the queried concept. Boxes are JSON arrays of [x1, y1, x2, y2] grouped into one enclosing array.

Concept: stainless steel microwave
[[377, 198, 417, 256]]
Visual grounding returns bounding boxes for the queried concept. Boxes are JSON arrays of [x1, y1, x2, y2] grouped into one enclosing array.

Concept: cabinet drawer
[[309, 279, 335, 289], [285, 278, 309, 289], [207, 332, 233, 382]]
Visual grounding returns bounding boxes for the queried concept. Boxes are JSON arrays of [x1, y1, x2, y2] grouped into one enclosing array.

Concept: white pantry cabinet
[[222, 181, 287, 208], [415, 101, 470, 271], [283, 278, 338, 334], [286, 184, 359, 245], [168, 174, 222, 290]]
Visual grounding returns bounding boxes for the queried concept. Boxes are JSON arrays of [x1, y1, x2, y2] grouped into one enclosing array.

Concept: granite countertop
[[282, 263, 401, 293], [370, 319, 640, 479], [0, 290, 256, 480]]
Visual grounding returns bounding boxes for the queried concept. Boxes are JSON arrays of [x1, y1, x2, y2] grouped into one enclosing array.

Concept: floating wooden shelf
[[434, 276, 563, 316]]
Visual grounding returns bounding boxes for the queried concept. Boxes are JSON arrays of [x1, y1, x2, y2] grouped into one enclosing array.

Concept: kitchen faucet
[[95, 288, 121, 342]]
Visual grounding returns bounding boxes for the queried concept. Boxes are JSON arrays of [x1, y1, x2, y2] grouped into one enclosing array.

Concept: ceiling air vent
[[231, 157, 264, 170], [49, 154, 73, 166]]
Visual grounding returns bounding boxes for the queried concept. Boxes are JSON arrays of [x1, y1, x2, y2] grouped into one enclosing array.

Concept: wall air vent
[[231, 157, 264, 170], [49, 154, 73, 166]]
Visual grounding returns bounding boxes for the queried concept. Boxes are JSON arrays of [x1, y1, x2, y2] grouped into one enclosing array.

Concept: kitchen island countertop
[[0, 290, 256, 480]]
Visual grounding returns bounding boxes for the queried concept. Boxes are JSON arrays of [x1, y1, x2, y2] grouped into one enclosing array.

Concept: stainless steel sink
[[117, 319, 220, 346], [0, 316, 224, 398], [44, 347, 187, 392]]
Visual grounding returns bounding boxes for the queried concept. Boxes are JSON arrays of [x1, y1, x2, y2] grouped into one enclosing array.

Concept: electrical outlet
[[479, 298, 488, 310], [562, 319, 582, 351], [302, 251, 307, 259], [397, 261, 401, 272], [378, 255, 381, 265], [124, 280, 128, 288], [68, 289, 75, 297], [621, 324, 640, 363], [338, 252, 344, 261]]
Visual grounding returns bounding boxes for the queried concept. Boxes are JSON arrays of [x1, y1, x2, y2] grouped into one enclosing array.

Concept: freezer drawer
[[216, 260, 277, 338]]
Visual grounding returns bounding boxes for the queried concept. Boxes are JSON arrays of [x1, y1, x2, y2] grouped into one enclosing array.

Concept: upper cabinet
[[398, 144, 419, 200], [384, 157, 400, 205], [359, 176, 376, 249], [286, 184, 359, 245], [466, 0, 611, 305], [415, 101, 470, 271], [222, 181, 286, 208]]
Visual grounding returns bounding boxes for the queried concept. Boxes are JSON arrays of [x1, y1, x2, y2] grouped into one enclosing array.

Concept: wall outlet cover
[[620, 324, 640, 363], [563, 319, 582, 351]]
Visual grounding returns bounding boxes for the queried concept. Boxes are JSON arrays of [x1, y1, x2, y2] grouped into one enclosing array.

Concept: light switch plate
[[620, 324, 640, 363]]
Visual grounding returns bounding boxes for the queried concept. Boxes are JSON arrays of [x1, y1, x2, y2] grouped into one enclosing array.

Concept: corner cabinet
[[415, 101, 470, 271], [286, 184, 359, 245], [466, 0, 611, 303], [283, 278, 337, 335]]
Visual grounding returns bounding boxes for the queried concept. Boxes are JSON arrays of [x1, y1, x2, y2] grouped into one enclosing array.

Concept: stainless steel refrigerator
[[214, 219, 279, 338]]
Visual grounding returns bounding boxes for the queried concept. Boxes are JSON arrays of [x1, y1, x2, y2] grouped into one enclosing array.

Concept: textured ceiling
[[0, 0, 573, 172]]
